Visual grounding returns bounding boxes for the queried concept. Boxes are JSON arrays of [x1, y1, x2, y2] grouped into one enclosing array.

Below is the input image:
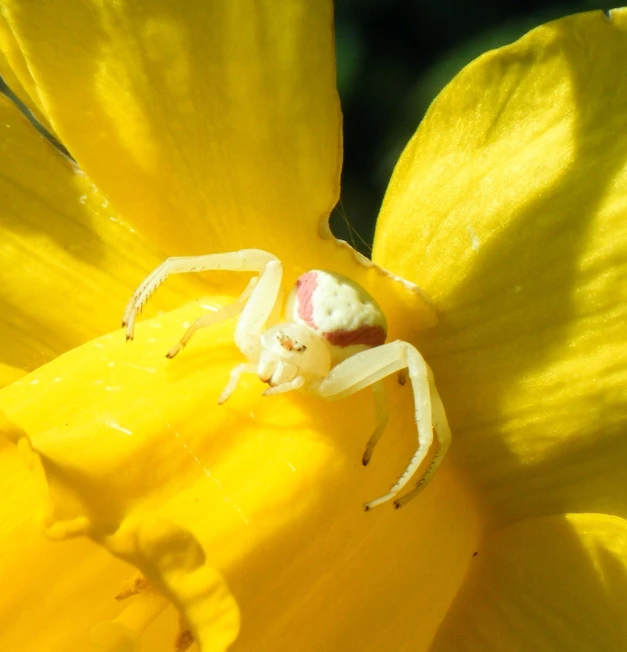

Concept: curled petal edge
[[1, 411, 241, 651]]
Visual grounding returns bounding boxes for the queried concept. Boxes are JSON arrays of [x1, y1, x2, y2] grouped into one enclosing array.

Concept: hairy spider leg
[[311, 340, 445, 510], [393, 378, 451, 508], [233, 258, 282, 360], [218, 363, 258, 405], [166, 278, 258, 358], [362, 381, 388, 466], [122, 249, 281, 341]]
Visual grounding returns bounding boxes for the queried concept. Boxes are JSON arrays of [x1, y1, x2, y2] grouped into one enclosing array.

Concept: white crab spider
[[122, 249, 451, 510]]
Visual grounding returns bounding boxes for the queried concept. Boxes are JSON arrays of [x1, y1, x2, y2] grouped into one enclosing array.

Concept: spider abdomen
[[287, 270, 387, 355]]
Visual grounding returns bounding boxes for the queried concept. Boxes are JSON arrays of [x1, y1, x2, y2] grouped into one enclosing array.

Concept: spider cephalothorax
[[123, 249, 450, 510]]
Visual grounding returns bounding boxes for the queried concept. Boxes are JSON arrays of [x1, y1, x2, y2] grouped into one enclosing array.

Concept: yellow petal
[[374, 10, 627, 522], [1, 1, 339, 260], [0, 439, 140, 651], [1, 0, 433, 333], [0, 362, 25, 388], [0, 12, 51, 130], [0, 301, 481, 650], [431, 513, 627, 651], [0, 94, 201, 370]]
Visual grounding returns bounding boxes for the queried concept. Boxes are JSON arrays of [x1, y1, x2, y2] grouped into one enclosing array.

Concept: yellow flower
[[1, 3, 626, 651]]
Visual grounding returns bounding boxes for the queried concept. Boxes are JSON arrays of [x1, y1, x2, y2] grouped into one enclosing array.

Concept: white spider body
[[258, 323, 331, 387], [123, 249, 451, 510], [286, 270, 387, 363]]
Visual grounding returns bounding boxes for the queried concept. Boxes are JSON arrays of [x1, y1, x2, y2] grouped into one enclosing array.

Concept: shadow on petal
[[376, 11, 627, 524], [431, 513, 627, 651]]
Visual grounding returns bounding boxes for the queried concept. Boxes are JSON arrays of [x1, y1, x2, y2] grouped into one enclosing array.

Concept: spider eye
[[276, 332, 307, 352]]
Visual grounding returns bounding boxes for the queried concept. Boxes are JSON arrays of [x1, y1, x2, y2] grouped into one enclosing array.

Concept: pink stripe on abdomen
[[325, 325, 386, 348], [295, 271, 318, 329]]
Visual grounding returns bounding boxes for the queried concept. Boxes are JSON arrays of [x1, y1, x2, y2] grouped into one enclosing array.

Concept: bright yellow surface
[[1, 1, 339, 259], [1, 0, 434, 332], [375, 10, 627, 525], [0, 440, 138, 650], [431, 513, 627, 650], [0, 95, 197, 371], [0, 12, 50, 129], [0, 301, 480, 650], [0, 361, 25, 388], [0, 3, 626, 651]]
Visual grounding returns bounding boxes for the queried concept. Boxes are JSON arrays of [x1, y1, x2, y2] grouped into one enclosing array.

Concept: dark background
[[332, 0, 610, 253]]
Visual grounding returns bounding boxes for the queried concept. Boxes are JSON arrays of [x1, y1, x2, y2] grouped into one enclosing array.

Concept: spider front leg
[[123, 248, 284, 404], [122, 249, 281, 341], [311, 341, 451, 511]]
